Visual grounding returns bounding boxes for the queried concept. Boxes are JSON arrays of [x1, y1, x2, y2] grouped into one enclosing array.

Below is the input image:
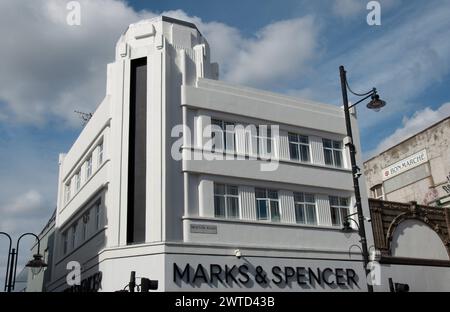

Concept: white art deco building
[[47, 16, 377, 292]]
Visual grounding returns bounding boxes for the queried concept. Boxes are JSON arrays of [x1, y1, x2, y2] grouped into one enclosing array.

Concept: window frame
[[71, 221, 78, 250], [98, 141, 104, 166], [255, 188, 280, 222], [86, 155, 93, 179], [211, 119, 236, 154], [75, 171, 81, 192], [213, 183, 240, 219], [95, 202, 101, 231], [371, 184, 384, 200], [323, 139, 343, 168], [255, 126, 273, 158], [288, 133, 311, 163], [293, 192, 317, 225], [62, 231, 68, 255], [329, 196, 350, 227]]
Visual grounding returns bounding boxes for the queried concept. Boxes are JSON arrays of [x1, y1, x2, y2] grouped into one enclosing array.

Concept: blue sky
[[1, 0, 450, 287]]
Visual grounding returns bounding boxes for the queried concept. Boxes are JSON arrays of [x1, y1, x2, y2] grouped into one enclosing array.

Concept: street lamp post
[[0, 232, 48, 292], [339, 65, 386, 293]]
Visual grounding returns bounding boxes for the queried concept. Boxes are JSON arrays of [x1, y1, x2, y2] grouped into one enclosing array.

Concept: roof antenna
[[74, 110, 92, 126]]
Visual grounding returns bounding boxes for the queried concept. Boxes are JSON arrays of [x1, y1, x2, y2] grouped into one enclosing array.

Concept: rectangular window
[[98, 142, 104, 166], [323, 139, 343, 168], [65, 182, 71, 203], [71, 222, 78, 249], [75, 171, 81, 192], [62, 231, 68, 254], [95, 203, 101, 230], [82, 215, 88, 241], [211, 119, 235, 153], [255, 188, 280, 222], [294, 192, 317, 225], [371, 184, 384, 200], [214, 183, 239, 219], [329, 196, 350, 226], [288, 133, 310, 162], [255, 126, 272, 157], [86, 156, 93, 179]]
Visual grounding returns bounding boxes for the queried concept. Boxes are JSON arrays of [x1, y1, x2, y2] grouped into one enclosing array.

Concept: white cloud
[[366, 102, 450, 157], [2, 189, 45, 215], [0, 0, 155, 127], [0, 2, 321, 127], [223, 16, 320, 88]]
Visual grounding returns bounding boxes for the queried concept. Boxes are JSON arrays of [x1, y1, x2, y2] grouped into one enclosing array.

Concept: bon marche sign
[[382, 149, 428, 181]]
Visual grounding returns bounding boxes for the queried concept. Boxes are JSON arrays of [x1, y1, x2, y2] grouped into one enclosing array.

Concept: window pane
[[340, 197, 349, 206], [295, 203, 305, 224], [212, 119, 222, 127], [299, 135, 309, 144], [270, 201, 280, 222], [225, 130, 235, 152], [294, 192, 304, 202], [255, 188, 266, 199], [329, 196, 339, 206], [227, 185, 238, 195], [288, 133, 298, 143], [333, 140, 342, 149], [324, 149, 333, 165], [214, 196, 226, 217], [323, 139, 332, 148], [334, 150, 342, 167], [267, 138, 272, 154], [257, 200, 268, 220], [340, 208, 349, 226], [331, 207, 340, 226], [268, 190, 278, 199], [304, 193, 315, 203], [214, 183, 225, 195], [227, 197, 239, 218], [305, 204, 317, 225], [300, 145, 310, 162], [289, 143, 299, 160]]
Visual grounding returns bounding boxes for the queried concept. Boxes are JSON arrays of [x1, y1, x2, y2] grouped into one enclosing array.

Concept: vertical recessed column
[[127, 58, 147, 244]]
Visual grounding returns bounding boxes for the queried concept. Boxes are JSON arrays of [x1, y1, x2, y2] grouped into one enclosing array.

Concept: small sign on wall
[[190, 224, 218, 234]]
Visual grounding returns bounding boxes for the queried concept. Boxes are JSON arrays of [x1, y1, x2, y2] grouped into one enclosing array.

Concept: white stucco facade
[[46, 16, 384, 292]]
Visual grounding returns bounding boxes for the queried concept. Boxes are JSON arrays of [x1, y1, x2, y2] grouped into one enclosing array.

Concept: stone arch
[[386, 214, 450, 259]]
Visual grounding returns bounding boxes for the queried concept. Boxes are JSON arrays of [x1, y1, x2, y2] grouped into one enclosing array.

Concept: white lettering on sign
[[382, 149, 428, 181]]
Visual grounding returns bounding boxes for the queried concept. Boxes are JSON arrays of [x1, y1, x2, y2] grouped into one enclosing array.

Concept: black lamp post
[[0, 232, 48, 292], [339, 65, 386, 293]]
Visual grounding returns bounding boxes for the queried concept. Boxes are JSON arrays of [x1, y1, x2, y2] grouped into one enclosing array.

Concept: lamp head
[[341, 219, 353, 232], [367, 92, 386, 112], [26, 253, 48, 275]]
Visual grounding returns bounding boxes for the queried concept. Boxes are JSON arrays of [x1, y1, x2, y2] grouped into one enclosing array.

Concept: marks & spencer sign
[[173, 263, 359, 290], [382, 149, 428, 181]]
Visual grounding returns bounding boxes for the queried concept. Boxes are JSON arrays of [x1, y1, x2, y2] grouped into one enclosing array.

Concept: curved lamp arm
[[0, 232, 12, 291], [13, 232, 40, 289]]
